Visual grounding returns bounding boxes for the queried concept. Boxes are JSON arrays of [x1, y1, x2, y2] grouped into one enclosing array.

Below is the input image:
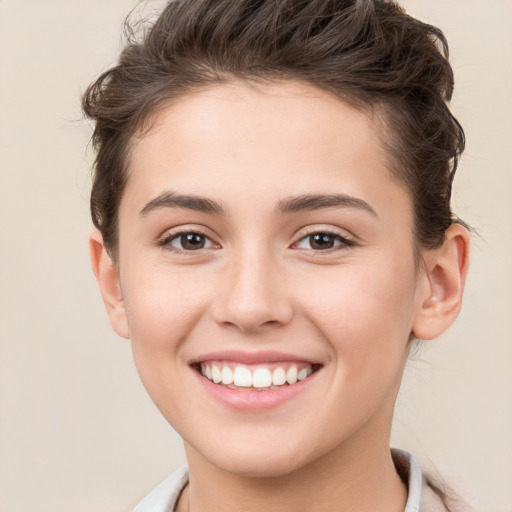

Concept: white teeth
[[252, 368, 272, 388], [212, 365, 222, 384], [272, 367, 287, 386], [286, 367, 298, 385], [221, 367, 233, 385], [233, 366, 252, 387], [200, 363, 315, 388], [297, 367, 309, 381]]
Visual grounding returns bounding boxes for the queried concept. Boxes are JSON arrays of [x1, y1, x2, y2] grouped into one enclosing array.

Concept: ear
[[89, 230, 130, 339], [412, 224, 470, 340]]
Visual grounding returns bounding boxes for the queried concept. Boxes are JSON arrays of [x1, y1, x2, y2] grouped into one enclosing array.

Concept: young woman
[[83, 1, 472, 511]]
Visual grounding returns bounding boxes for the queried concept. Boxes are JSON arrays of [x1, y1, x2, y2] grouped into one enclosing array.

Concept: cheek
[[291, 260, 418, 446], [120, 263, 218, 408], [121, 265, 218, 422], [122, 264, 213, 349], [298, 257, 417, 376]]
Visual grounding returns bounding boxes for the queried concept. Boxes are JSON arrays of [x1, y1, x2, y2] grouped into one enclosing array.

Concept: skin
[[91, 81, 469, 512]]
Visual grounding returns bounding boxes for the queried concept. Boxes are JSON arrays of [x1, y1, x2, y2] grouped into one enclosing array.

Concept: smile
[[190, 351, 323, 409], [199, 362, 316, 390]]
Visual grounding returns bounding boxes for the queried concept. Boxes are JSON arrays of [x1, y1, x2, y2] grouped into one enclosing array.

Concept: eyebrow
[[276, 193, 377, 216], [139, 191, 377, 218], [140, 191, 227, 217]]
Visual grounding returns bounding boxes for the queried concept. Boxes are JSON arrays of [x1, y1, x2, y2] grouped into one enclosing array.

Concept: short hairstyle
[[83, 0, 465, 256]]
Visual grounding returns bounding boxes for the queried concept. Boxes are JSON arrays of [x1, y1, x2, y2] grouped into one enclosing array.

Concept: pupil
[[182, 233, 205, 250], [311, 233, 334, 250]]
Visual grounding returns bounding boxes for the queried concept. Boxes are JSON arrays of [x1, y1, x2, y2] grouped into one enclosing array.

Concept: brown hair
[[83, 0, 465, 258]]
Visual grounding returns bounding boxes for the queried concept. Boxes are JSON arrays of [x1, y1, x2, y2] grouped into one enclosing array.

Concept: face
[[114, 81, 427, 477]]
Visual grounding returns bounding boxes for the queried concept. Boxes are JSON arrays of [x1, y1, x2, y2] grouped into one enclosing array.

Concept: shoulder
[[131, 465, 189, 512]]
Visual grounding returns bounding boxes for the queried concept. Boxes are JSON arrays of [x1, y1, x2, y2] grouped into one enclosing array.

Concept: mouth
[[191, 360, 323, 391], [189, 351, 324, 409]]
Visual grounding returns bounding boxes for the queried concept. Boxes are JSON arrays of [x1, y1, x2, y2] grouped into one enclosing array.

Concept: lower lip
[[192, 368, 320, 411]]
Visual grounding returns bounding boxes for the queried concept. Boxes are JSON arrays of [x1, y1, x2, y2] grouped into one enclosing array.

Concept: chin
[[214, 453, 308, 479], [190, 433, 322, 479]]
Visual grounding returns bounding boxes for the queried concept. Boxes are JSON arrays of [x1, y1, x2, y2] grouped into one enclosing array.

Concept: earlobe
[[412, 224, 470, 340], [89, 230, 131, 339]]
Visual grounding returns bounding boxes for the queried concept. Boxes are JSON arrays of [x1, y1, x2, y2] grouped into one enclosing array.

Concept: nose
[[211, 247, 294, 333]]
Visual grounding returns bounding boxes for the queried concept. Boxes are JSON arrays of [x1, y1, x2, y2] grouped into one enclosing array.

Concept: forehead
[[123, 81, 412, 224]]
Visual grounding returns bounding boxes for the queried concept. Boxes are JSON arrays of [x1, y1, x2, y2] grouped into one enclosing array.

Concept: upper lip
[[189, 350, 321, 366]]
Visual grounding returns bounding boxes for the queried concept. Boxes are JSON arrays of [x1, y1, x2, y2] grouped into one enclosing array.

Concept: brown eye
[[309, 233, 336, 250], [164, 232, 216, 251], [295, 232, 353, 251], [180, 233, 206, 250]]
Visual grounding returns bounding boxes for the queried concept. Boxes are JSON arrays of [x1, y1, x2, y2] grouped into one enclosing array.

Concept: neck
[[179, 422, 407, 512]]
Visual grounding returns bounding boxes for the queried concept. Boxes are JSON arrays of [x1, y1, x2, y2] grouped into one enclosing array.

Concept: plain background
[[0, 1, 511, 511]]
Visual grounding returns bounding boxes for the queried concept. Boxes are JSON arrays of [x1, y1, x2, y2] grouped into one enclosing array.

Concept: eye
[[294, 232, 353, 251], [161, 231, 217, 252]]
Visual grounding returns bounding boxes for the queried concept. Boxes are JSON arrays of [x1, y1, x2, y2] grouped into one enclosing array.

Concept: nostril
[[220, 317, 286, 333]]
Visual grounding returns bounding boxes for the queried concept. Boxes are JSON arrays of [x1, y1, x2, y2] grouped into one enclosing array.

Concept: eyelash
[[158, 229, 355, 254], [158, 229, 216, 254], [293, 230, 355, 252]]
